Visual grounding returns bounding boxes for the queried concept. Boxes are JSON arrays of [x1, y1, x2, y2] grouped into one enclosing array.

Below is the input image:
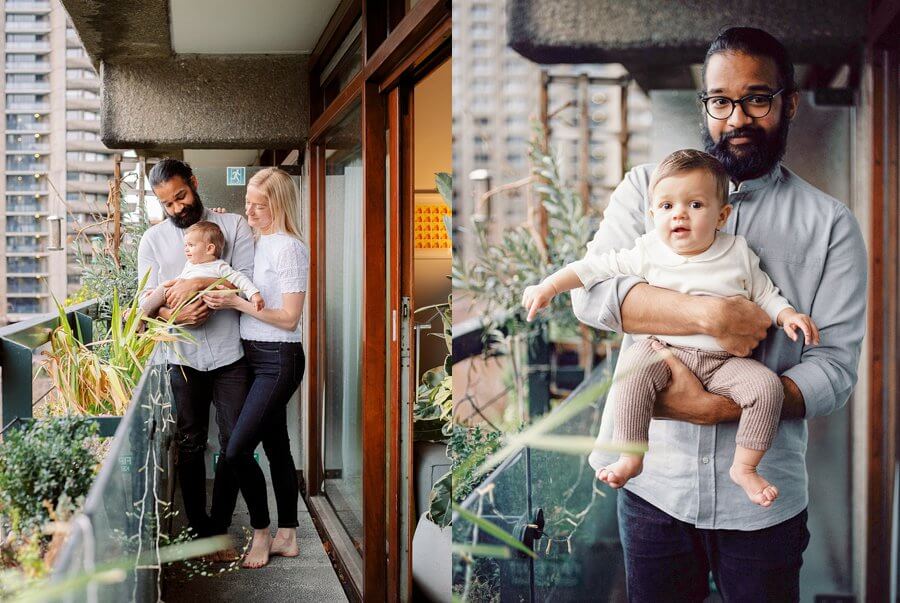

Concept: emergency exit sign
[[227, 166, 246, 186]]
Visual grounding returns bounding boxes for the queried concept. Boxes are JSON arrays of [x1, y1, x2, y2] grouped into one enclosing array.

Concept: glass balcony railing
[[7, 260, 44, 273], [6, 161, 48, 171], [0, 300, 175, 600], [51, 355, 174, 601], [453, 355, 623, 603], [6, 299, 41, 314], [6, 143, 51, 151]]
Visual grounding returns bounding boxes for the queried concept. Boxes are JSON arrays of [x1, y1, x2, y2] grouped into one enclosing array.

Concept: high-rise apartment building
[[1, 0, 129, 325], [452, 0, 651, 260]]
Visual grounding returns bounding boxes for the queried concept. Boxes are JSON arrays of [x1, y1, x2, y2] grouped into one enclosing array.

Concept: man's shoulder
[[779, 167, 850, 216], [141, 219, 175, 244], [206, 211, 248, 230]]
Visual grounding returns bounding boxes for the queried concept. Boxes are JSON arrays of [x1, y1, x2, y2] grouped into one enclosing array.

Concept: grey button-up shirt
[[577, 163, 867, 530], [137, 210, 256, 371]]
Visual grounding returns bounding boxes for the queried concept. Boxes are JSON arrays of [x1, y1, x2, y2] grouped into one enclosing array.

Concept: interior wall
[[413, 59, 452, 382]]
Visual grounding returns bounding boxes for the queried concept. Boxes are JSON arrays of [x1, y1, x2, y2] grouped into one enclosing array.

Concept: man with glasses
[[574, 27, 866, 601]]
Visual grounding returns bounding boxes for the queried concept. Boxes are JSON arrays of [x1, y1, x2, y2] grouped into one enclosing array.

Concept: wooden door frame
[[865, 0, 900, 598], [304, 1, 450, 600]]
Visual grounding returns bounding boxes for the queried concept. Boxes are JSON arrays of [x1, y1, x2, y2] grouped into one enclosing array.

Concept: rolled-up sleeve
[[782, 206, 867, 418], [570, 165, 651, 331]]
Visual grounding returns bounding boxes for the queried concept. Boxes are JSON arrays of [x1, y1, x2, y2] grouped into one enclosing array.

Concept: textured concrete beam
[[508, 0, 865, 71], [100, 55, 310, 149], [60, 0, 171, 70]]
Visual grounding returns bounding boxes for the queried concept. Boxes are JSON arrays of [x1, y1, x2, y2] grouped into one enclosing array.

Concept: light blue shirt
[[137, 210, 256, 371], [576, 163, 867, 530]]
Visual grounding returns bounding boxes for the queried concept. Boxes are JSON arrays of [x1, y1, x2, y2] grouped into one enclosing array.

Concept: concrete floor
[[164, 481, 348, 602]]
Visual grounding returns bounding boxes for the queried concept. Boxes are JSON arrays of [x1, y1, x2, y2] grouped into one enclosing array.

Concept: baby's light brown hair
[[186, 221, 225, 258], [649, 149, 729, 205]]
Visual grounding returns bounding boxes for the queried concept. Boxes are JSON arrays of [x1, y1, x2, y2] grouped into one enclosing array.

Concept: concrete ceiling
[[170, 0, 341, 54]]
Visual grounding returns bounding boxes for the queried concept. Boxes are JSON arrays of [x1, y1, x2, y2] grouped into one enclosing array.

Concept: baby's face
[[649, 169, 731, 256], [183, 231, 216, 263]]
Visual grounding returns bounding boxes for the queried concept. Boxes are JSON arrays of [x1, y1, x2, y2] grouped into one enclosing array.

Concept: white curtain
[[340, 163, 363, 483]]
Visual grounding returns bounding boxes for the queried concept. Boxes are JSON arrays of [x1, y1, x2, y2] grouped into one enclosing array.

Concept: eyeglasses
[[698, 88, 784, 120]]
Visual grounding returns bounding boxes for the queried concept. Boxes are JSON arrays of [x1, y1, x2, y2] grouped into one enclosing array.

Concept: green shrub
[[0, 417, 100, 532]]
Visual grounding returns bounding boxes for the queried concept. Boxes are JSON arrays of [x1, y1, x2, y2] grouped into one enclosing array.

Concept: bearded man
[[574, 27, 867, 602]]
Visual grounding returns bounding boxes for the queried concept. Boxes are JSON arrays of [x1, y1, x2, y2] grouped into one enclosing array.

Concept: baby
[[140, 220, 264, 316], [522, 149, 819, 507]]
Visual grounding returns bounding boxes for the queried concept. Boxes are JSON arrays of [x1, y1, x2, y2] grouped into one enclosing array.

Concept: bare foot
[[242, 529, 272, 569], [730, 464, 779, 507], [211, 547, 240, 562], [595, 455, 643, 489], [269, 528, 299, 557]]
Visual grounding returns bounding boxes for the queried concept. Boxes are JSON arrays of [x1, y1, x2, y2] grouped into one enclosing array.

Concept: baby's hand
[[522, 282, 557, 322], [778, 308, 820, 345], [211, 207, 227, 214], [251, 293, 265, 312]]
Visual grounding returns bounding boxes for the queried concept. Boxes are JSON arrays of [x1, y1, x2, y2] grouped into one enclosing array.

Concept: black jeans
[[211, 340, 304, 530], [617, 489, 810, 603], [168, 357, 248, 537]]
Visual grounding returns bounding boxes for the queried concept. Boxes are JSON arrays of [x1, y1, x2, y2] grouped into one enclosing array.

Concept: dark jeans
[[617, 489, 810, 603], [210, 340, 304, 530], [168, 358, 248, 537]]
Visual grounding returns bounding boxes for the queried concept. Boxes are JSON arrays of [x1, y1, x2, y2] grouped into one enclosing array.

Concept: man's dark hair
[[148, 158, 194, 189], [702, 27, 796, 94]]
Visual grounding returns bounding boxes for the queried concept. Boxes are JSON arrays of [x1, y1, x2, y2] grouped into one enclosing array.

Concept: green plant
[[452, 122, 595, 339], [40, 273, 191, 416], [67, 173, 150, 323], [0, 418, 100, 534], [414, 298, 452, 442]]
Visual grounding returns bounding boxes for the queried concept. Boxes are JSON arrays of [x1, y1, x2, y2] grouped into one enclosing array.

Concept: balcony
[[65, 96, 101, 111], [4, 21, 51, 33], [5, 61, 51, 73], [6, 161, 49, 171], [66, 77, 100, 91], [4, 1, 52, 13], [65, 56, 92, 70], [66, 139, 106, 153], [67, 159, 121, 173], [66, 180, 108, 194], [6, 143, 51, 151], [5, 82, 51, 93], [0, 292, 345, 600], [67, 118, 101, 132], [4, 42, 52, 53], [5, 121, 50, 132], [5, 102, 50, 111]]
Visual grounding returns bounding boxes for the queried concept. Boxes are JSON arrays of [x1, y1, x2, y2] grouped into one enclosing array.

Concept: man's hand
[[163, 298, 211, 327], [704, 296, 770, 357], [650, 340, 740, 425], [164, 278, 204, 309]]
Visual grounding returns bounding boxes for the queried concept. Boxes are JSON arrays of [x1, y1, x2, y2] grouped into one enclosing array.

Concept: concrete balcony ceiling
[[507, 0, 867, 91], [60, 0, 341, 150]]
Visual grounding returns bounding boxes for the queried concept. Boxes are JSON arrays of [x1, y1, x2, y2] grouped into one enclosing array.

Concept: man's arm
[[781, 206, 867, 419], [570, 166, 650, 331]]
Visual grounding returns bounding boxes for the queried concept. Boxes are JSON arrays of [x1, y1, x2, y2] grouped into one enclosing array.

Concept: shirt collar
[[728, 163, 783, 197], [649, 230, 736, 267]]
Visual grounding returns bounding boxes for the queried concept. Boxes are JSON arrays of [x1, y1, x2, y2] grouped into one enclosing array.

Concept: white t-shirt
[[568, 231, 793, 351], [240, 232, 309, 342]]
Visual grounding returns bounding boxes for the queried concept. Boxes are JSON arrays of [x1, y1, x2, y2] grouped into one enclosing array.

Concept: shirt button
[[701, 456, 710, 464]]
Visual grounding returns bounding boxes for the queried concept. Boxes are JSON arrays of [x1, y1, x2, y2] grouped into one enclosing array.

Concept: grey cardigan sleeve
[[570, 165, 652, 331], [781, 206, 868, 419]]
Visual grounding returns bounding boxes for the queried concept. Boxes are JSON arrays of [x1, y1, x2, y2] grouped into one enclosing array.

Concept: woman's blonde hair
[[247, 167, 303, 240]]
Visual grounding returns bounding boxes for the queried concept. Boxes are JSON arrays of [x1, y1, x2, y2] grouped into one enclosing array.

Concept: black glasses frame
[[698, 88, 785, 120]]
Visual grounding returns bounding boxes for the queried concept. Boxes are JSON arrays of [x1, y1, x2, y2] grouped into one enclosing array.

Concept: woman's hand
[[202, 285, 247, 311]]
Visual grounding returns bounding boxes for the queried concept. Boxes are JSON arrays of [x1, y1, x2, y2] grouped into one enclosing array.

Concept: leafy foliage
[[67, 177, 150, 324], [452, 122, 594, 338], [40, 274, 191, 416], [414, 300, 453, 442], [0, 418, 100, 534]]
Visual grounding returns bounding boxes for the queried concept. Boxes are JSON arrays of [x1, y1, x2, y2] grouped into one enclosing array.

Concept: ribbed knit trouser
[[613, 339, 783, 451]]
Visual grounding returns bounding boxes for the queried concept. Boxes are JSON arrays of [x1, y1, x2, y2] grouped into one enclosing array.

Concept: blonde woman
[[203, 167, 308, 568]]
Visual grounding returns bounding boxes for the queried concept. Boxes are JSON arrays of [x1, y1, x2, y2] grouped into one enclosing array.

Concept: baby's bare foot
[[730, 464, 779, 507], [269, 528, 299, 557], [595, 455, 643, 489], [242, 529, 272, 569]]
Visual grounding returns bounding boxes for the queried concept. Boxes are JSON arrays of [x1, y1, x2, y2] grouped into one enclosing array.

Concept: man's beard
[[168, 189, 204, 229], [701, 106, 790, 182]]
